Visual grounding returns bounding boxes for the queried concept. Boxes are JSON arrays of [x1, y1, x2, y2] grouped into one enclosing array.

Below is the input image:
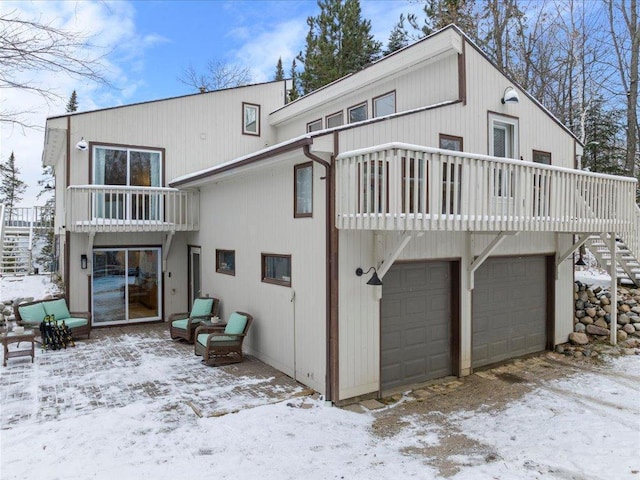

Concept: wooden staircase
[[585, 204, 640, 287]]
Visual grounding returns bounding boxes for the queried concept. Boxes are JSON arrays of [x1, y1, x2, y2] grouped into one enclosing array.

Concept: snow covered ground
[[1, 275, 639, 480]]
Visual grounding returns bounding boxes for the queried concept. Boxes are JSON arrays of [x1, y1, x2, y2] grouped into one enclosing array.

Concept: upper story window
[[439, 134, 463, 151], [294, 162, 313, 218], [262, 253, 291, 286], [326, 111, 343, 128], [92, 145, 163, 220], [348, 102, 367, 123], [243, 102, 260, 136], [373, 91, 396, 117], [307, 119, 322, 133], [216, 249, 236, 276], [488, 113, 519, 159]]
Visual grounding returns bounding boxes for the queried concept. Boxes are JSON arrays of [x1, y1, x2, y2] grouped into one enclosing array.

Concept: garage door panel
[[473, 256, 547, 369], [381, 262, 453, 391]]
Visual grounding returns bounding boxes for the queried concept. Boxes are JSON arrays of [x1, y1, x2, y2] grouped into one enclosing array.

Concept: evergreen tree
[[408, 0, 477, 38], [66, 89, 78, 113], [274, 57, 285, 81], [297, 0, 382, 95], [289, 59, 300, 101], [386, 15, 410, 55], [582, 98, 626, 176], [0, 152, 27, 216]]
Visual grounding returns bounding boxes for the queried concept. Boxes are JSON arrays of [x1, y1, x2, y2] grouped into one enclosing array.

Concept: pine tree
[[297, 0, 382, 95], [289, 59, 300, 101], [408, 0, 477, 38], [274, 57, 285, 81], [386, 14, 410, 55], [66, 90, 78, 113], [0, 152, 27, 216]]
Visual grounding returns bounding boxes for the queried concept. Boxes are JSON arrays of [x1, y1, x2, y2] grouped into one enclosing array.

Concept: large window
[[262, 254, 291, 286], [294, 162, 313, 217], [373, 91, 396, 117], [348, 102, 367, 123], [243, 102, 260, 136], [93, 145, 162, 220], [216, 249, 235, 276]]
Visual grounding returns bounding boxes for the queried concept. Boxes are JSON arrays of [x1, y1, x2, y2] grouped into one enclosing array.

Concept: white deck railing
[[336, 143, 638, 237], [66, 185, 199, 233]]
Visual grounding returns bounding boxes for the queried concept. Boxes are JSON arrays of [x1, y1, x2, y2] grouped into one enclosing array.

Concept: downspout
[[303, 143, 338, 403], [65, 115, 71, 300]]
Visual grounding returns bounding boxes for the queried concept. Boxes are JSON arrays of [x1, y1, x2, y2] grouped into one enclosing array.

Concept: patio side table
[[1, 329, 36, 367]]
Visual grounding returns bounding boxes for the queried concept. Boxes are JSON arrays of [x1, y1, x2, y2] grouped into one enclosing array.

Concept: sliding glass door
[[92, 247, 161, 325]]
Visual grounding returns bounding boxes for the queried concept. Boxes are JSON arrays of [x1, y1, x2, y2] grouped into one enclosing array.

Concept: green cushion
[[196, 333, 209, 346], [43, 299, 71, 320], [58, 317, 88, 328], [196, 333, 239, 347], [191, 298, 213, 318], [171, 318, 190, 330], [18, 303, 47, 324], [224, 313, 247, 335]]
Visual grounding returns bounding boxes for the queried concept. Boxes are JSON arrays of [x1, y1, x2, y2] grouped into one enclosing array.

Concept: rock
[[595, 318, 608, 329], [573, 351, 583, 358], [586, 324, 609, 336], [622, 348, 636, 355], [623, 324, 636, 334], [593, 286, 602, 294], [603, 305, 612, 314], [580, 317, 594, 325], [569, 332, 589, 345], [578, 291, 589, 302], [586, 307, 597, 318], [618, 314, 631, 325], [634, 324, 640, 332], [556, 344, 565, 354], [575, 310, 586, 319], [631, 306, 640, 314], [617, 330, 628, 342], [596, 308, 606, 318], [575, 300, 585, 310], [574, 323, 586, 333], [619, 304, 631, 313], [600, 296, 610, 306]]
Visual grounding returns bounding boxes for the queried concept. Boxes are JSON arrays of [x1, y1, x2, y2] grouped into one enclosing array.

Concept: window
[[348, 102, 367, 123], [358, 160, 389, 213], [488, 113, 519, 198], [439, 135, 463, 214], [533, 150, 551, 165], [326, 111, 343, 128], [439, 134, 463, 152], [243, 102, 260, 136], [307, 119, 322, 132], [262, 254, 291, 286], [401, 157, 425, 214], [216, 250, 235, 276], [92, 145, 162, 220], [373, 91, 396, 117], [294, 162, 313, 217]]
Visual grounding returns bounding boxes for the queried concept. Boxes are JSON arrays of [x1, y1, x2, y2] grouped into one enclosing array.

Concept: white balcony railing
[[336, 143, 638, 237], [66, 185, 199, 233]]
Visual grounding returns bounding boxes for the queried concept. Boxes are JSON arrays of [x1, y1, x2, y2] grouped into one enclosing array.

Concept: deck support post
[[610, 231, 617, 345]]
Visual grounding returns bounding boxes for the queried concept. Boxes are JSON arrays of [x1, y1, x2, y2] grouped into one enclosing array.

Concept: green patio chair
[[169, 296, 219, 343], [194, 311, 253, 365]]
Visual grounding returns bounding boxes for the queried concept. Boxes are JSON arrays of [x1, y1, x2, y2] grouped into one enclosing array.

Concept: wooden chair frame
[[194, 312, 253, 366], [169, 297, 220, 343], [14, 296, 92, 339]]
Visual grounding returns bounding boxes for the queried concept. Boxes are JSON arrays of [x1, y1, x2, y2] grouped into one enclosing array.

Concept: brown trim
[[294, 162, 313, 218], [458, 41, 467, 105], [215, 249, 236, 276], [261, 253, 292, 287], [66, 116, 71, 189], [325, 110, 344, 128], [545, 255, 556, 351], [347, 101, 368, 123], [532, 149, 552, 165], [372, 90, 396, 118], [306, 118, 322, 133], [242, 102, 261, 136], [187, 244, 200, 307], [439, 133, 464, 151], [171, 137, 312, 187], [450, 261, 461, 376], [64, 231, 70, 301]]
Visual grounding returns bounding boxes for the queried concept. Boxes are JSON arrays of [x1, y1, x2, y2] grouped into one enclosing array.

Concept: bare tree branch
[[178, 59, 252, 92]]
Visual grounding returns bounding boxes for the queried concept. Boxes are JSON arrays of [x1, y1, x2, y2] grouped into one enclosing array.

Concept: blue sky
[[2, 0, 422, 206]]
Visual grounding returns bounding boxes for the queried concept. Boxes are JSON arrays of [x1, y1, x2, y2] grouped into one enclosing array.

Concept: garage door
[[381, 261, 452, 391], [472, 256, 547, 369]]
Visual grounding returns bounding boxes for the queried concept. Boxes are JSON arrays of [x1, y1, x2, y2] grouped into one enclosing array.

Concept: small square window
[[243, 102, 260, 136], [294, 162, 313, 218], [373, 91, 396, 117], [326, 111, 343, 128], [532, 150, 551, 165], [216, 249, 235, 275], [348, 102, 367, 123], [262, 254, 291, 286], [439, 134, 463, 152], [307, 119, 322, 132]]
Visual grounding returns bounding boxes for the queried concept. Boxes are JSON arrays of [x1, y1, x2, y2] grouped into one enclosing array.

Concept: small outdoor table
[[1, 329, 36, 367]]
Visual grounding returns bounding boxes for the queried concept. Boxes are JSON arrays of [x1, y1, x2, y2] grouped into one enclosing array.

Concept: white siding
[[192, 156, 327, 394]]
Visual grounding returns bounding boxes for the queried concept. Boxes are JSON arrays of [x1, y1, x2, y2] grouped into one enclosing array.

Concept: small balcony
[[66, 185, 199, 233], [335, 143, 638, 237]]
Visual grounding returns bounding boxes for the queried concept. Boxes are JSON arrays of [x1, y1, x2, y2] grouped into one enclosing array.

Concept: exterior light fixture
[[501, 86, 520, 104], [355, 266, 383, 286], [75, 137, 88, 151], [81, 254, 88, 269]]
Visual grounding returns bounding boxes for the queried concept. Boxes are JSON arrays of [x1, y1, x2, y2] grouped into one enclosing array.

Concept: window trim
[[325, 110, 344, 128], [261, 253, 292, 287], [242, 102, 261, 136], [439, 134, 464, 152], [348, 101, 368, 123], [90, 142, 165, 186], [532, 149, 552, 165], [294, 162, 313, 218], [487, 111, 519, 159], [306, 119, 322, 133], [373, 90, 396, 118], [215, 249, 236, 276]]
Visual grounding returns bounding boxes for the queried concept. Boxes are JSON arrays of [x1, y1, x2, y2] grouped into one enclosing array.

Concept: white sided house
[[42, 26, 639, 403]]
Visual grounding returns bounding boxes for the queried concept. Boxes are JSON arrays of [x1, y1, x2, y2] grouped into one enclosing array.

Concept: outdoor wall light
[[75, 137, 88, 151], [80, 254, 88, 270], [355, 266, 383, 286], [501, 86, 520, 104]]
